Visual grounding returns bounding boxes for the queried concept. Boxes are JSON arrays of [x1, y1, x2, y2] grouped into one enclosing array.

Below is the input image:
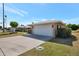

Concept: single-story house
[[29, 20, 65, 38], [26, 25, 32, 33]]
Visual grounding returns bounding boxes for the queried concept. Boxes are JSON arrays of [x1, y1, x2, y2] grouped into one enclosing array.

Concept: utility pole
[[5, 15, 7, 28], [2, 3, 5, 32]]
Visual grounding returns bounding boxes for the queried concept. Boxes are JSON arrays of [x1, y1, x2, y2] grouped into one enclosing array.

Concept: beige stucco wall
[[32, 23, 55, 38]]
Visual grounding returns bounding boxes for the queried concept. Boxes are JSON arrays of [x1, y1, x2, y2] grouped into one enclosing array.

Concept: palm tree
[[10, 21, 18, 32]]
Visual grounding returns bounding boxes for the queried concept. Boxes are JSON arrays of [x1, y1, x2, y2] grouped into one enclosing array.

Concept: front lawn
[[0, 32, 26, 38], [19, 31, 79, 56], [20, 42, 79, 56]]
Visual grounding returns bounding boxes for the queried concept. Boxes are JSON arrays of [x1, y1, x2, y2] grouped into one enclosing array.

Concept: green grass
[[20, 31, 79, 56], [20, 42, 79, 56], [0, 32, 26, 38]]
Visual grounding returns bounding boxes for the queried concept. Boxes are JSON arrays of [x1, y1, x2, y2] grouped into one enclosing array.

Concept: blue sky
[[0, 3, 79, 27]]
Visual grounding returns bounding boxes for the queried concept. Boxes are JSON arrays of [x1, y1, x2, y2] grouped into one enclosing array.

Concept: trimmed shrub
[[57, 28, 71, 38]]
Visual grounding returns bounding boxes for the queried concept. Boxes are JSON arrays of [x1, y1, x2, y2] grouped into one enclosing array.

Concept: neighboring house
[[26, 26, 32, 33], [29, 20, 65, 38], [10, 28, 16, 32]]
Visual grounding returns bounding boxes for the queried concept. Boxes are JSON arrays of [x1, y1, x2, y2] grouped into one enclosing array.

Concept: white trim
[[31, 20, 63, 25]]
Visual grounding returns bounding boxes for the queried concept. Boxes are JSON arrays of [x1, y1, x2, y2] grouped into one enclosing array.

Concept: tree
[[10, 21, 18, 32], [71, 24, 79, 30], [10, 21, 18, 28], [77, 24, 79, 28], [67, 24, 79, 30], [57, 28, 71, 38], [0, 26, 2, 29], [67, 24, 72, 28]]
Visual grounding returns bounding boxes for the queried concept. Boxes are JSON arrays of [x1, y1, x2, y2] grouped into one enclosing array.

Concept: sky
[[0, 3, 79, 27]]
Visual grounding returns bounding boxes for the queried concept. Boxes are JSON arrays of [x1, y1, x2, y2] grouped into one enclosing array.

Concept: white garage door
[[32, 24, 55, 37]]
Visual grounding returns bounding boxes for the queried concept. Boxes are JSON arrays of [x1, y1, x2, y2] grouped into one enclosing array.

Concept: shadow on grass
[[49, 35, 77, 46]]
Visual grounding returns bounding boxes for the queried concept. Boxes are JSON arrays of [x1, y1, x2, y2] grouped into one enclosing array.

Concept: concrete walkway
[[0, 36, 45, 56]]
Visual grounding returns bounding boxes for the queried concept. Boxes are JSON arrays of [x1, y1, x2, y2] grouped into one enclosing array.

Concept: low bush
[[57, 28, 71, 38], [16, 27, 27, 32]]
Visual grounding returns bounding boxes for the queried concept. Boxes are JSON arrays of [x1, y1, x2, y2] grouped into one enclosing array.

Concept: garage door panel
[[32, 24, 55, 37]]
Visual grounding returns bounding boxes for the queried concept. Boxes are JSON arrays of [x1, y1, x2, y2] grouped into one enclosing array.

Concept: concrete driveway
[[0, 36, 45, 56]]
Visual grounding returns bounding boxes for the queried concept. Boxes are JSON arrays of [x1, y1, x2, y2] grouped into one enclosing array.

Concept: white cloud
[[0, 17, 2, 26], [0, 3, 2, 7], [0, 19, 2, 22], [17, 8, 28, 15], [64, 17, 79, 24], [5, 6, 25, 17], [41, 19, 48, 21], [0, 4, 28, 17], [41, 18, 56, 21], [26, 18, 57, 24]]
